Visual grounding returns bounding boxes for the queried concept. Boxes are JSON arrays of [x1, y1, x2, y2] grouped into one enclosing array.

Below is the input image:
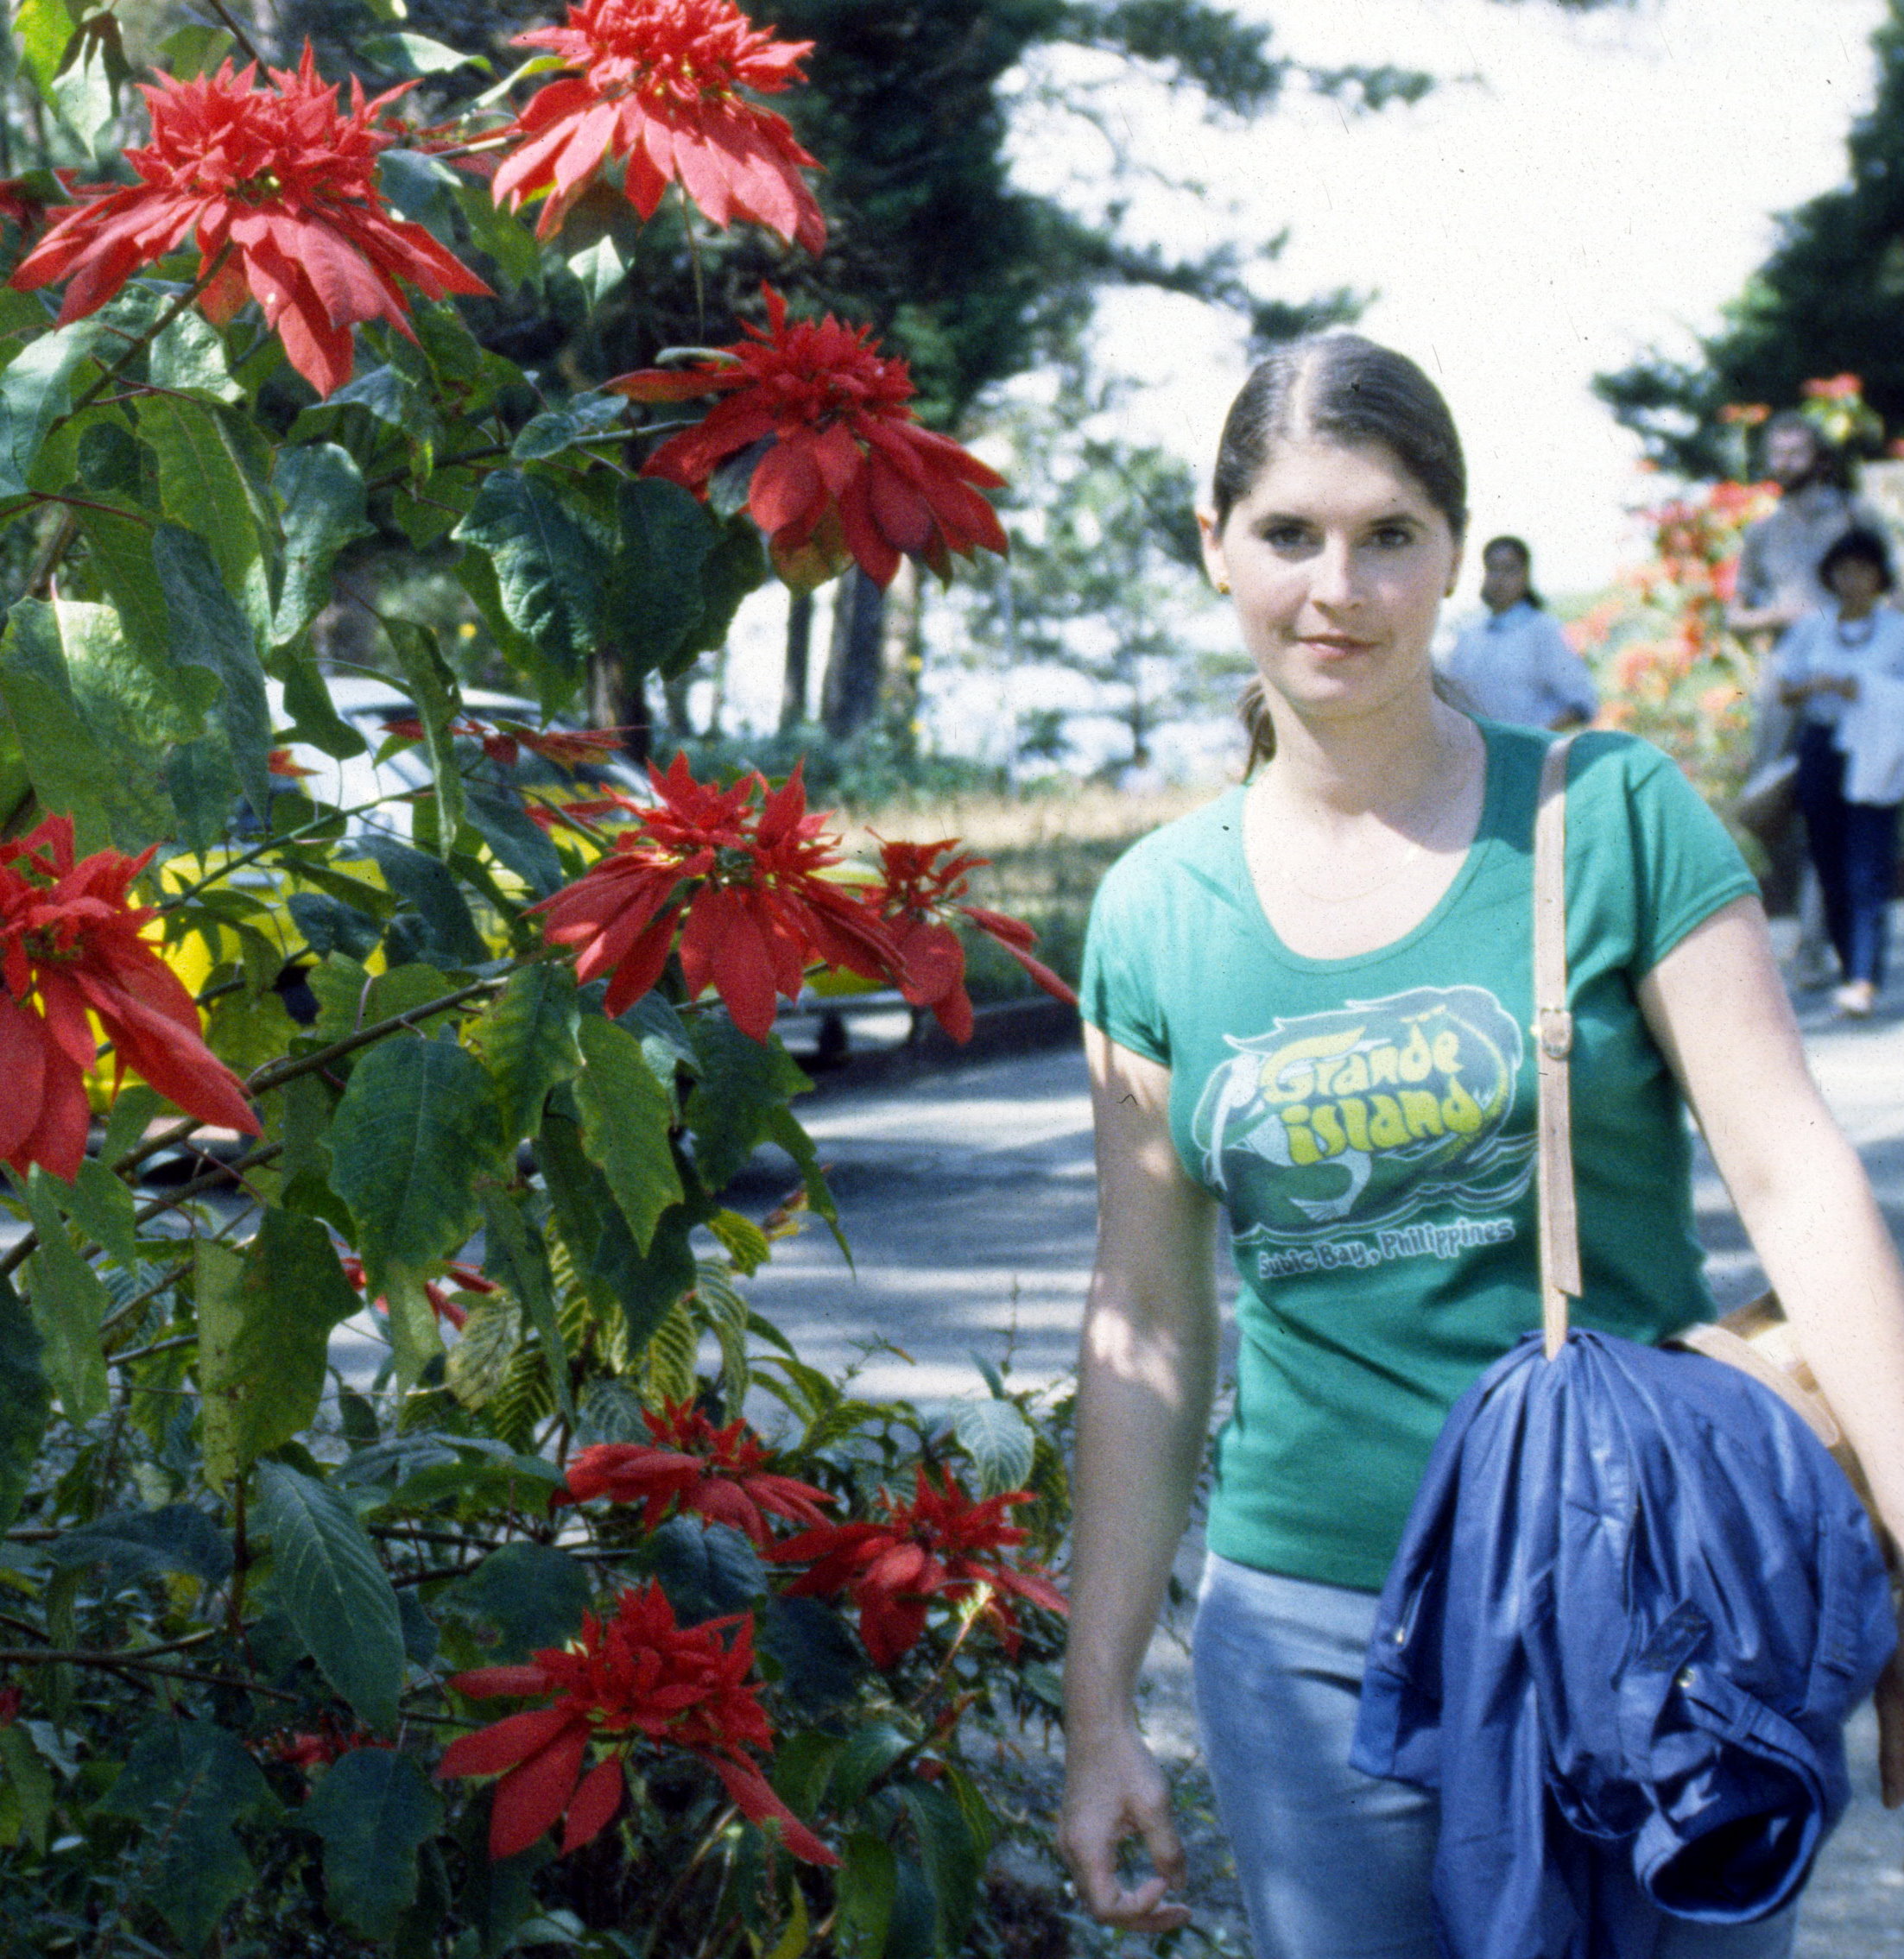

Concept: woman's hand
[[1058, 1719, 1192, 1932]]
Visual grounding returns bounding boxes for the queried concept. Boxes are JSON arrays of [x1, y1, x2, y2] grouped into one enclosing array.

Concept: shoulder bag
[[1531, 736, 1886, 1532]]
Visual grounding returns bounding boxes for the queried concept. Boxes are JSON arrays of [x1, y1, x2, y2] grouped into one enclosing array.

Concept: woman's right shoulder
[[1095, 787, 1246, 905]]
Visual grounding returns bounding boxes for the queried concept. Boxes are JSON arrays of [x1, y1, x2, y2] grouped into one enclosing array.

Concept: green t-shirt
[[1079, 724, 1760, 1592]]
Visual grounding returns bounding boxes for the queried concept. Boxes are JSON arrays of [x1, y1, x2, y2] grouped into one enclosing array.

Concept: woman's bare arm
[[1058, 1025, 1223, 1930], [1640, 895, 1904, 1804]]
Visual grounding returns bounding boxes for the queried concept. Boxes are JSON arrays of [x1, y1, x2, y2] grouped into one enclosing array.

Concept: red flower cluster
[[769, 1466, 1066, 1668], [528, 754, 900, 1040], [1803, 373, 1863, 401], [438, 1580, 834, 1863], [867, 837, 1077, 1043], [381, 716, 633, 773], [555, 1400, 832, 1545], [0, 815, 258, 1182], [610, 286, 1009, 589], [260, 1716, 391, 1773], [338, 1252, 495, 1331], [492, 0, 825, 250], [10, 51, 489, 398]]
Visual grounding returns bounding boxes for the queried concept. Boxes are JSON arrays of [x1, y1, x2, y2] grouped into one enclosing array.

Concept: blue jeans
[[1191, 1554, 1800, 1959], [1795, 723, 1899, 987]]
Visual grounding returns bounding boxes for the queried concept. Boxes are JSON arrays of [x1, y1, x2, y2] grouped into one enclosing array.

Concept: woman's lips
[[1300, 636, 1376, 656]]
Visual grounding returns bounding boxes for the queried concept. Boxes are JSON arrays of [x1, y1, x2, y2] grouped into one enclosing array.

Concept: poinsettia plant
[[0, 3, 1089, 1954]]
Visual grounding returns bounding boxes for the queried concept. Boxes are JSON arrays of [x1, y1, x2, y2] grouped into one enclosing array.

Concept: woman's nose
[[1310, 540, 1360, 609]]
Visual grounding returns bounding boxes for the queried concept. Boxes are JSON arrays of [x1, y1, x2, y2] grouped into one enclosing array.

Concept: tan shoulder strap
[[1534, 735, 1581, 1357]]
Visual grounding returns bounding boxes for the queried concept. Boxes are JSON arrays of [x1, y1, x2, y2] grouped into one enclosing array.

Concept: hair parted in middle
[[1211, 333, 1468, 769]]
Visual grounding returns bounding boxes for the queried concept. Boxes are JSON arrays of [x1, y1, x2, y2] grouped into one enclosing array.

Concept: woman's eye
[[1371, 525, 1416, 549], [1262, 523, 1313, 549]]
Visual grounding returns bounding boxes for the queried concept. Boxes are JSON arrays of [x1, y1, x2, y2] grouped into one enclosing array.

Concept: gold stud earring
[[1217, 579, 1231, 595]]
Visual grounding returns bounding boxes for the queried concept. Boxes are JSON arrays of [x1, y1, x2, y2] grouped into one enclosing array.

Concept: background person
[[1058, 332, 1904, 1958], [1730, 413, 1885, 641], [1774, 527, 1904, 1017], [1439, 534, 1598, 727]]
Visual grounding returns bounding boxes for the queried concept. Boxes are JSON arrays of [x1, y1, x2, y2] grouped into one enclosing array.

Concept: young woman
[[1773, 527, 1904, 1017], [1439, 533, 1599, 729], [1056, 335, 1904, 1959]]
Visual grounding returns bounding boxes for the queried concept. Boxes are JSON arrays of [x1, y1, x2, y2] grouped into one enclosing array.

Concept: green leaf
[[158, 21, 233, 79], [608, 477, 714, 681], [898, 1780, 985, 1951], [512, 392, 625, 464], [151, 520, 275, 816], [280, 644, 367, 759], [830, 1722, 913, 1810], [351, 833, 489, 966], [60, 1157, 138, 1269], [706, 1207, 771, 1275], [327, 1033, 503, 1306], [445, 1287, 521, 1411], [566, 234, 626, 306], [454, 180, 542, 294], [476, 1185, 574, 1424], [365, 31, 485, 75], [165, 736, 239, 851], [0, 319, 100, 499], [454, 543, 573, 717], [252, 1459, 405, 1731], [574, 1015, 681, 1252], [301, 1747, 443, 1940], [760, 1596, 863, 1718], [273, 443, 370, 648], [21, 1167, 109, 1423], [471, 963, 579, 1141], [99, 1719, 278, 1953], [136, 394, 277, 652], [307, 955, 454, 1045], [203, 1211, 360, 1473], [0, 597, 129, 851], [0, 1276, 51, 1532], [47, 1504, 233, 1586], [464, 777, 564, 897], [149, 310, 241, 402], [647, 1516, 764, 1625], [382, 614, 465, 853], [453, 470, 606, 679], [951, 1400, 1036, 1497], [684, 1019, 813, 1190], [836, 1833, 897, 1959], [683, 515, 771, 667], [71, 502, 222, 730], [0, 1724, 54, 1853], [440, 1541, 590, 1664], [194, 1238, 245, 1489], [15, 0, 78, 94]]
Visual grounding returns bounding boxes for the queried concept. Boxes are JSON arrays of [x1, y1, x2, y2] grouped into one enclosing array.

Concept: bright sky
[[720, 0, 1889, 736]]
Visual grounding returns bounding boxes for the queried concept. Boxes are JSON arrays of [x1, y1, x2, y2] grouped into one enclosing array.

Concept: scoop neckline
[[1225, 721, 1509, 975]]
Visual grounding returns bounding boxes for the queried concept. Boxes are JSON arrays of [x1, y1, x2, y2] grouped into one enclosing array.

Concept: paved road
[[739, 981, 1904, 1954]]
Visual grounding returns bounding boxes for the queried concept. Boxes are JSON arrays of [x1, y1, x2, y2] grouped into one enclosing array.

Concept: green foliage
[[1596, 0, 1904, 470]]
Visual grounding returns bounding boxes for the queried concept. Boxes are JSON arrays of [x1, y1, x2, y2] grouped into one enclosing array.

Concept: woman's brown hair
[[1214, 334, 1468, 769]]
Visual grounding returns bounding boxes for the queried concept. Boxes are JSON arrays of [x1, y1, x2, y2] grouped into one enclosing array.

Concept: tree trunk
[[592, 652, 652, 766], [780, 590, 813, 731], [820, 569, 886, 740]]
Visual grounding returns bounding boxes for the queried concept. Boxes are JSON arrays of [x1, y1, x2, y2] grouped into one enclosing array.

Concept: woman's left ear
[[1445, 540, 1465, 598], [1199, 508, 1230, 596]]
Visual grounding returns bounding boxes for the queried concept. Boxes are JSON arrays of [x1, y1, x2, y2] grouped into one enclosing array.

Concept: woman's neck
[[1251, 692, 1477, 829], [1839, 597, 1879, 624]]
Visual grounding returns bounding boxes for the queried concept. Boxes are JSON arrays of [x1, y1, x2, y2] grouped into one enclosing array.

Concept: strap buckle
[[1536, 1008, 1573, 1059]]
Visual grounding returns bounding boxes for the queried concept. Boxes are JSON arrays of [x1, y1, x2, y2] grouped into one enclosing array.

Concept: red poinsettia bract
[[438, 1580, 835, 1863], [555, 1400, 832, 1545], [769, 1466, 1066, 1669], [528, 753, 902, 1040], [609, 285, 1009, 589], [0, 815, 258, 1182], [10, 51, 490, 399], [868, 837, 1077, 1044], [338, 1252, 495, 1331], [382, 715, 634, 773], [492, 0, 825, 250]]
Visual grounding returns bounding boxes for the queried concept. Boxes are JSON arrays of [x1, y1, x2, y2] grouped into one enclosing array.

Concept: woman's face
[[1480, 544, 1530, 613], [1201, 438, 1461, 728]]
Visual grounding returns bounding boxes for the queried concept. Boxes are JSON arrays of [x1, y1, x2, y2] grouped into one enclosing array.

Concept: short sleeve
[[1597, 738, 1759, 976], [1079, 844, 1172, 1065]]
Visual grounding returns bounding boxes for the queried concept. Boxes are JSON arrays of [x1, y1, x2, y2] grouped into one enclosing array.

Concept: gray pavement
[[737, 954, 1904, 1955]]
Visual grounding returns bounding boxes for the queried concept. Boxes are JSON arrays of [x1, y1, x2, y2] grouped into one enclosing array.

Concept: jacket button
[[1677, 1669, 1695, 1690]]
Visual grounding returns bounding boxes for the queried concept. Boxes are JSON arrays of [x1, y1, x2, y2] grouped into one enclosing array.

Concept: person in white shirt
[[1774, 526, 1904, 1017], [1439, 536, 1598, 729]]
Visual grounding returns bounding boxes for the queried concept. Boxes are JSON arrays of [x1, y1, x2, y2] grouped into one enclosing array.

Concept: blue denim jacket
[[1351, 1330, 1897, 1959]]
